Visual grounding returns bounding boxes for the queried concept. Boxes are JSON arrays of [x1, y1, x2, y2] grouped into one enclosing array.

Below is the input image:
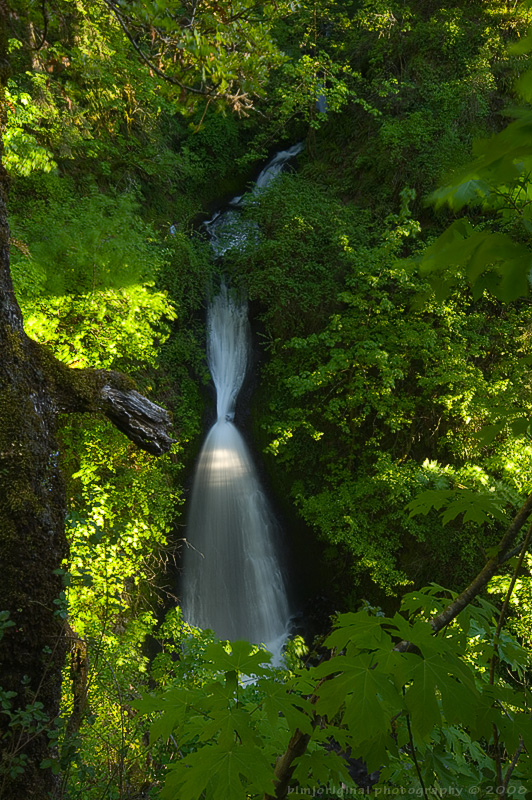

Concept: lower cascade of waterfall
[[181, 286, 291, 653]]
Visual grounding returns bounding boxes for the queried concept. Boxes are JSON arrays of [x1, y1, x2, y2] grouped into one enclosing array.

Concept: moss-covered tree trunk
[[0, 197, 69, 798], [0, 6, 173, 796]]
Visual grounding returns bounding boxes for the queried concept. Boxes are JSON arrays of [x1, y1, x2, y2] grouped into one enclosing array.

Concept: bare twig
[[100, 0, 212, 97], [395, 490, 532, 649], [100, 0, 257, 114], [489, 521, 532, 795], [503, 737, 526, 792], [406, 711, 429, 800], [30, 0, 49, 50], [490, 520, 532, 685]]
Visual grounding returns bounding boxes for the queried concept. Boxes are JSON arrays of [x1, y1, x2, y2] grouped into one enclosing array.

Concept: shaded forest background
[[4, 0, 532, 797]]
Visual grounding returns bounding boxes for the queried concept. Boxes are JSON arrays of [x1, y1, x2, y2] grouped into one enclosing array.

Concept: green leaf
[[132, 694, 165, 715], [260, 679, 314, 735], [400, 586, 453, 618], [475, 422, 505, 445], [134, 687, 196, 745], [510, 417, 530, 436], [162, 742, 275, 800], [515, 713, 532, 755], [416, 221, 532, 302], [293, 745, 353, 787], [162, 749, 212, 800], [418, 219, 476, 274], [403, 655, 445, 740], [315, 653, 403, 740], [389, 615, 440, 656], [515, 69, 532, 103], [509, 31, 532, 55], [407, 489, 453, 518], [439, 676, 480, 728], [441, 492, 507, 526], [324, 611, 388, 651], [408, 488, 506, 526], [357, 731, 394, 773], [204, 640, 272, 676], [470, 685, 500, 741], [429, 179, 491, 211]]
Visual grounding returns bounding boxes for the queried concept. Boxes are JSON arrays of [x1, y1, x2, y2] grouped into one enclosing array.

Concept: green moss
[[34, 340, 136, 410]]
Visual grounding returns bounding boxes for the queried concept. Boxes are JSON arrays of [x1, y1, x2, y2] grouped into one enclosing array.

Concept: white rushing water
[[203, 142, 304, 255], [181, 145, 302, 652]]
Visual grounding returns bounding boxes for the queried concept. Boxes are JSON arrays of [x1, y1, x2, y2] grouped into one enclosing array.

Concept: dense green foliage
[[5, 0, 532, 797], [229, 183, 532, 594], [137, 587, 532, 799]]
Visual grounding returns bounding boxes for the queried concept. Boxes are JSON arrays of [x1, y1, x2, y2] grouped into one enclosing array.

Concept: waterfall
[[181, 287, 290, 647], [181, 145, 302, 651]]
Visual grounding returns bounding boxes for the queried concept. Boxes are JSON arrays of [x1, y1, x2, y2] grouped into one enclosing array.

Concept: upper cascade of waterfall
[[252, 142, 304, 193], [204, 142, 303, 257], [207, 284, 250, 422]]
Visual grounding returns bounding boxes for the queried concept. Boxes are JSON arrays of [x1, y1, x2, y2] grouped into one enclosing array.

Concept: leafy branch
[[99, 0, 281, 114], [416, 489, 532, 636]]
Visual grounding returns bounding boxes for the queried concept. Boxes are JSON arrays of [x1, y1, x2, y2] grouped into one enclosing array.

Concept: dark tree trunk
[[0, 7, 173, 796], [0, 282, 69, 798]]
